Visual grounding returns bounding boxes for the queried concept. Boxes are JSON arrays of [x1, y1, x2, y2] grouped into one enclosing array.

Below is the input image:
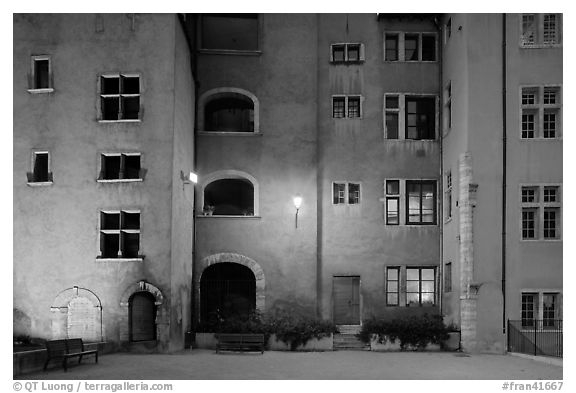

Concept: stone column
[[459, 152, 479, 352]]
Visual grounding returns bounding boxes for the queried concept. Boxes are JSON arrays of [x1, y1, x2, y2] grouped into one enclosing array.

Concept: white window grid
[[383, 31, 438, 62], [98, 152, 143, 182], [520, 184, 561, 241], [520, 85, 561, 139], [99, 73, 141, 122], [28, 55, 53, 93], [332, 182, 361, 205], [383, 93, 438, 141], [520, 14, 562, 47], [382, 179, 438, 226], [520, 290, 562, 328], [330, 43, 365, 63], [98, 209, 142, 260], [385, 179, 400, 225], [332, 95, 363, 119]]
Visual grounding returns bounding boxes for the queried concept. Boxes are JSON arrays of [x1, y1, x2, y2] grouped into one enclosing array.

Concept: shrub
[[265, 311, 338, 351], [357, 314, 450, 350]]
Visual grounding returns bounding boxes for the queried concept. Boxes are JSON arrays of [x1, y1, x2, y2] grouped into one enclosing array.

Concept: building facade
[[13, 13, 562, 354]]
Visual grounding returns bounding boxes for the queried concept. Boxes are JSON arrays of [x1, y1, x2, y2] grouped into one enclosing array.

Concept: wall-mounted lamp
[[181, 171, 198, 184], [293, 195, 302, 228]]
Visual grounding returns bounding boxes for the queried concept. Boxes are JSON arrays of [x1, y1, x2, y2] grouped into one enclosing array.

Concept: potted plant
[[202, 205, 215, 216]]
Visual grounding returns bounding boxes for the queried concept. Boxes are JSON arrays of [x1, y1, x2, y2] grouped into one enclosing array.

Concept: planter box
[[442, 332, 461, 351], [369, 335, 440, 352], [194, 333, 217, 349], [268, 334, 333, 351]]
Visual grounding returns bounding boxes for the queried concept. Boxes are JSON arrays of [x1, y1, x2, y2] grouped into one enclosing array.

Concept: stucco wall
[[13, 14, 191, 351]]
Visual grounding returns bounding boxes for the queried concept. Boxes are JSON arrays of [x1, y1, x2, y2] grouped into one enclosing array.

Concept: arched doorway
[[129, 292, 156, 342], [200, 262, 256, 322]]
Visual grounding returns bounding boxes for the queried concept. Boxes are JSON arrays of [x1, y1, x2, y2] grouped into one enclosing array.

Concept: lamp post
[[293, 195, 302, 228]]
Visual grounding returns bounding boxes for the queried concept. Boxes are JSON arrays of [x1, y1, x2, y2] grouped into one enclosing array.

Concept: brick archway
[[196, 253, 265, 321]]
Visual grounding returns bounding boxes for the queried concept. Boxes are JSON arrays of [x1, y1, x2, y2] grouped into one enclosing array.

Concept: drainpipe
[[501, 13, 507, 335], [434, 15, 444, 317]]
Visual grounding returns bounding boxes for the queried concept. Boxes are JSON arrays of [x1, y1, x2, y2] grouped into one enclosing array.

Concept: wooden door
[[130, 292, 156, 342], [333, 276, 360, 325]]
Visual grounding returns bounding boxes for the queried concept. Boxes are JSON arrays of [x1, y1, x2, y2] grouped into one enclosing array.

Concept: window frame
[[98, 152, 143, 183], [520, 13, 562, 48], [405, 267, 437, 307], [520, 290, 562, 329], [27, 150, 53, 186], [97, 209, 143, 262], [330, 43, 365, 64], [519, 85, 562, 140], [332, 182, 362, 206], [406, 180, 437, 225], [386, 267, 400, 306], [198, 14, 262, 55], [384, 93, 438, 141], [332, 95, 363, 119], [520, 184, 561, 241], [98, 73, 142, 123], [28, 55, 53, 93], [385, 179, 400, 225], [383, 31, 438, 62]]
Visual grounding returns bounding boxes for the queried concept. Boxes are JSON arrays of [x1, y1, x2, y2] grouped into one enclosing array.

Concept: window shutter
[[359, 43, 365, 61], [329, 45, 334, 62]]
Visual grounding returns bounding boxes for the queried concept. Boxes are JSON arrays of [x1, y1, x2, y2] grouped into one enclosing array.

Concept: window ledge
[[198, 49, 262, 56], [27, 88, 54, 94], [520, 137, 562, 142], [520, 239, 562, 242], [196, 215, 261, 219], [96, 257, 144, 262], [384, 60, 438, 63], [520, 43, 562, 49], [27, 181, 53, 187], [197, 131, 262, 137], [98, 119, 141, 124], [97, 179, 143, 183]]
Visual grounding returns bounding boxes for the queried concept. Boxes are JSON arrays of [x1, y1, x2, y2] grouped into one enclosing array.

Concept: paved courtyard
[[18, 350, 562, 380]]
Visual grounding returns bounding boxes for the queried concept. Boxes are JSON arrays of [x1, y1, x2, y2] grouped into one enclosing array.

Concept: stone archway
[[196, 253, 265, 321], [119, 281, 166, 344], [50, 287, 103, 341]]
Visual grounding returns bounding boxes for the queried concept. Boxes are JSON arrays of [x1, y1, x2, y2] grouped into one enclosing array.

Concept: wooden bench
[[216, 333, 265, 354], [43, 339, 98, 371]]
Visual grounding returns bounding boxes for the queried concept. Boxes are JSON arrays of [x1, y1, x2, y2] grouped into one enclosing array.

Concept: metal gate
[[508, 320, 562, 358]]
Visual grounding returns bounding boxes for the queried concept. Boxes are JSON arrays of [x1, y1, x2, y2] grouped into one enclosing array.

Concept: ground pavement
[[18, 350, 562, 380]]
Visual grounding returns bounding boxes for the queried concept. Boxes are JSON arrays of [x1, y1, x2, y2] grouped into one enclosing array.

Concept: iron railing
[[508, 319, 562, 358]]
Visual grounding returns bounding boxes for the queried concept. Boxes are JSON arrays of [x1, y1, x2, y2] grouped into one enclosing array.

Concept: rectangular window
[[385, 34, 399, 61], [385, 94, 437, 140], [100, 74, 140, 121], [406, 180, 437, 225], [332, 95, 362, 119], [385, 32, 437, 62], [521, 14, 562, 47], [444, 82, 452, 130], [348, 183, 361, 204], [386, 267, 400, 306], [330, 43, 364, 63], [28, 151, 52, 184], [100, 153, 142, 181], [201, 14, 259, 51], [404, 34, 419, 61], [29, 56, 52, 92], [333, 183, 346, 204], [333, 182, 361, 206], [521, 293, 537, 327], [405, 97, 436, 140], [521, 184, 561, 240], [406, 267, 436, 307], [521, 86, 561, 139], [522, 208, 537, 239], [445, 171, 453, 221], [99, 210, 140, 259], [444, 263, 452, 292], [543, 293, 558, 327], [385, 180, 400, 225]]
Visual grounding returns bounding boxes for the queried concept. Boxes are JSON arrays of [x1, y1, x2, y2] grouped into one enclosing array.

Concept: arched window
[[201, 170, 259, 216], [198, 88, 260, 133]]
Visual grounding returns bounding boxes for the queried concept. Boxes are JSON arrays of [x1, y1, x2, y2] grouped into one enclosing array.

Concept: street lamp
[[293, 195, 302, 228]]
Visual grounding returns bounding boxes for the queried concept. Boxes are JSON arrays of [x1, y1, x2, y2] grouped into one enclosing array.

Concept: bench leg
[[63, 358, 68, 372], [78, 354, 83, 364], [43, 358, 50, 371], [95, 352, 98, 364]]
